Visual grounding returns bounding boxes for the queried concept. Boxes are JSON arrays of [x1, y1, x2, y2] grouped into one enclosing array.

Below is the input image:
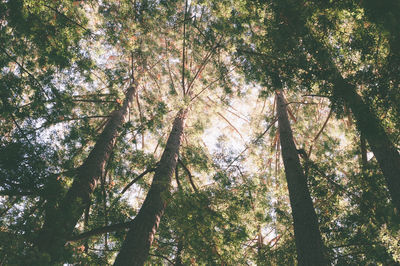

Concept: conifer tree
[[276, 88, 328, 265]]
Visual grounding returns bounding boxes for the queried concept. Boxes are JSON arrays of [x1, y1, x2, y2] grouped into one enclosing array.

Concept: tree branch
[[0, 46, 49, 100], [68, 221, 132, 242], [43, 4, 89, 32], [120, 166, 158, 194], [217, 112, 245, 141], [149, 253, 174, 265], [308, 108, 332, 157], [181, 0, 188, 95], [224, 116, 278, 171], [178, 158, 198, 192]]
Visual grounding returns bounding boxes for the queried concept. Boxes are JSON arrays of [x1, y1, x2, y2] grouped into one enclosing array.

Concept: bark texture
[[113, 109, 187, 266], [36, 85, 136, 260], [276, 90, 328, 266]]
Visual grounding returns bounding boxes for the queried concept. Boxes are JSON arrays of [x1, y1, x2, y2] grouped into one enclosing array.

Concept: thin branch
[[302, 94, 330, 98], [267, 234, 282, 248], [260, 97, 267, 115], [178, 158, 198, 192], [146, 73, 163, 94], [329, 242, 377, 249], [10, 114, 34, 147], [224, 117, 278, 171], [153, 133, 166, 155], [286, 105, 297, 123], [120, 166, 158, 194], [314, 108, 332, 142], [71, 99, 117, 104], [131, 51, 135, 84], [149, 253, 174, 265], [33, 115, 111, 131], [135, 91, 145, 149], [286, 101, 318, 105], [206, 95, 250, 123], [308, 162, 360, 201], [16, 99, 116, 109], [186, 49, 214, 94], [308, 108, 332, 157], [165, 38, 178, 96], [43, 4, 88, 32], [175, 160, 182, 190], [72, 93, 117, 98], [186, 37, 223, 95], [217, 112, 245, 141], [0, 46, 49, 100], [68, 221, 132, 242], [182, 0, 188, 95], [189, 75, 225, 102]]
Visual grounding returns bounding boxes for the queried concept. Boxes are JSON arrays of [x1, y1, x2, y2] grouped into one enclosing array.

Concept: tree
[[36, 82, 137, 262], [1, 0, 399, 265], [114, 108, 187, 265], [226, 0, 400, 212], [273, 0, 400, 213], [276, 89, 328, 265]]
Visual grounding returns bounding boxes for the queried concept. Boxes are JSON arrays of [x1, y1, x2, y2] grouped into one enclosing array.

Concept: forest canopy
[[0, 0, 399, 265]]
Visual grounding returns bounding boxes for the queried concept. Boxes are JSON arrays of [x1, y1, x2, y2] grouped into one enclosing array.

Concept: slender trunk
[[36, 85, 136, 260], [276, 90, 328, 266], [113, 109, 187, 266]]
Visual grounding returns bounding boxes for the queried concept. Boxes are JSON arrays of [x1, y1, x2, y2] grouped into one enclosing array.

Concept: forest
[[0, 0, 399, 265]]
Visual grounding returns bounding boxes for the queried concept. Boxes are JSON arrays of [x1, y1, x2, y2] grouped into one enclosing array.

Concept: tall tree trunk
[[277, 0, 400, 212], [332, 76, 400, 211], [36, 85, 136, 261], [113, 109, 187, 266], [276, 90, 328, 266], [304, 30, 400, 210]]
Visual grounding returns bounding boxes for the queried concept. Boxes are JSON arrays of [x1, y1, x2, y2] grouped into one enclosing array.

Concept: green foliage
[[1, 0, 399, 264]]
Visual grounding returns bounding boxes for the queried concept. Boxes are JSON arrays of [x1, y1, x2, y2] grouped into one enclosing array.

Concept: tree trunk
[[333, 76, 400, 211], [276, 90, 328, 266], [113, 109, 187, 266], [36, 85, 136, 261], [278, 0, 400, 213]]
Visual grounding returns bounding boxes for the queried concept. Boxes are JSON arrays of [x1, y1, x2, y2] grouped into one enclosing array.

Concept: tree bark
[[113, 109, 187, 266], [276, 90, 328, 266], [36, 85, 136, 261]]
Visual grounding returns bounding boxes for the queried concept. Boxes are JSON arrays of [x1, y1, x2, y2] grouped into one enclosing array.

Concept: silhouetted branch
[[120, 166, 158, 194], [69, 221, 132, 242], [178, 158, 198, 192]]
